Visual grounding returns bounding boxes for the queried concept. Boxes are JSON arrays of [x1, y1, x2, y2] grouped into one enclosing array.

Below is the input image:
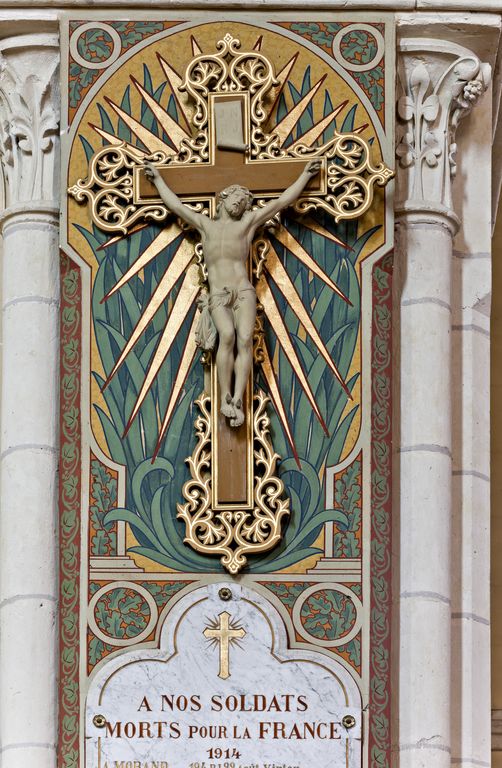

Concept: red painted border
[[369, 251, 393, 766], [58, 252, 82, 768]]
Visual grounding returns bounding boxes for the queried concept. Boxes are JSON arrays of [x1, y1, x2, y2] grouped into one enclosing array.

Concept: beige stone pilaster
[[0, 22, 60, 768], [395, 25, 492, 768]]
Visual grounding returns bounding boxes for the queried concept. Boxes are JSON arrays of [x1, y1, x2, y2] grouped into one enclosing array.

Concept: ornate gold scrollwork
[[180, 33, 277, 133], [291, 133, 393, 220], [69, 34, 392, 234], [177, 391, 290, 574], [252, 304, 266, 366], [68, 144, 171, 233]]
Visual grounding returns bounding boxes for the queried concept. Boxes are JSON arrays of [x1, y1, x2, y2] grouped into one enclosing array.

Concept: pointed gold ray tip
[[101, 225, 183, 303], [156, 52, 182, 86], [258, 279, 329, 435], [191, 35, 202, 56], [155, 53, 192, 132], [274, 74, 328, 147], [103, 95, 170, 155], [301, 217, 354, 255], [88, 121, 146, 160], [266, 243, 351, 399], [253, 35, 263, 51], [102, 239, 193, 390], [265, 52, 299, 122], [123, 272, 199, 437], [275, 52, 299, 86], [130, 73, 191, 150], [273, 225, 352, 306], [288, 99, 349, 151], [97, 222, 149, 254]]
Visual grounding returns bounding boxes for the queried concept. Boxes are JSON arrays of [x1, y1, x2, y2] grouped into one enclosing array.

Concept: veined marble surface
[[86, 583, 361, 768]]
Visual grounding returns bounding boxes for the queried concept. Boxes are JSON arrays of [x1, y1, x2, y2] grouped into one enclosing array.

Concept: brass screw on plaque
[[342, 714, 356, 729], [93, 714, 107, 728], [219, 587, 232, 601]]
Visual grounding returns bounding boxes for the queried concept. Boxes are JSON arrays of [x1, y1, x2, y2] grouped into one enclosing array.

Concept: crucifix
[[140, 94, 323, 509], [203, 611, 246, 680], [69, 33, 393, 574]]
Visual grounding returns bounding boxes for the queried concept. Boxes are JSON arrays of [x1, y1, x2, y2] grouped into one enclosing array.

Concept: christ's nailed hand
[[305, 158, 322, 175], [144, 161, 160, 182]]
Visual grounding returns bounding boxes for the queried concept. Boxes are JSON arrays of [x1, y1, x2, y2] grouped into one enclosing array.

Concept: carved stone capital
[[0, 31, 60, 210], [396, 38, 490, 225]]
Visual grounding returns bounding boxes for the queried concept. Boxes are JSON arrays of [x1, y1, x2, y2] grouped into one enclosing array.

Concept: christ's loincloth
[[209, 285, 255, 310], [195, 286, 256, 351]]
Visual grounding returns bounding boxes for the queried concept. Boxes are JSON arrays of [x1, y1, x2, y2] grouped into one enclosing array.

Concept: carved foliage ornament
[[0, 52, 59, 205], [396, 52, 490, 206]]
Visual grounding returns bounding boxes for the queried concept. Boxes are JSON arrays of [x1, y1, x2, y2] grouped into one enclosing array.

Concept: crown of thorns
[[216, 184, 253, 212]]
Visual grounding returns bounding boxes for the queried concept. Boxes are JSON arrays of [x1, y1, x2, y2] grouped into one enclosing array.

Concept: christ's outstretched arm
[[249, 158, 321, 230], [144, 161, 206, 232]]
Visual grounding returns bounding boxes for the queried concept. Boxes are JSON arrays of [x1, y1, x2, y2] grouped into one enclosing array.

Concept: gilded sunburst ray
[[265, 243, 352, 398], [264, 53, 299, 123], [130, 74, 191, 150], [124, 269, 200, 434], [300, 216, 354, 250], [153, 313, 199, 461], [259, 340, 300, 467], [104, 95, 171, 154], [102, 224, 182, 299], [97, 222, 149, 252], [257, 277, 328, 435], [288, 99, 348, 151], [90, 122, 146, 158], [156, 53, 192, 131], [190, 35, 202, 56], [273, 224, 352, 304], [273, 75, 327, 147], [103, 238, 192, 390]]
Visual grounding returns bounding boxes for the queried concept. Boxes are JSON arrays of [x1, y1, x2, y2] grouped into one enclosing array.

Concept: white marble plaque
[[85, 583, 361, 768]]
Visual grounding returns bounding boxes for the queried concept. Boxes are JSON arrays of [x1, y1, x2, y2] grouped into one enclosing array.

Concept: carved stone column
[[0, 26, 60, 768], [395, 36, 490, 768]]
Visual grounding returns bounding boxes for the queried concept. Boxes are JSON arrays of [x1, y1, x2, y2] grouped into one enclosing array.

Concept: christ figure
[[144, 158, 321, 427]]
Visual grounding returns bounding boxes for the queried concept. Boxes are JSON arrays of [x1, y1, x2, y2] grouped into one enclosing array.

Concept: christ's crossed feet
[[221, 394, 245, 428]]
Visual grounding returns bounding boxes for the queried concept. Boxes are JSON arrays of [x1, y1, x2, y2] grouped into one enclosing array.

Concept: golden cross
[[203, 611, 246, 680], [137, 94, 323, 206]]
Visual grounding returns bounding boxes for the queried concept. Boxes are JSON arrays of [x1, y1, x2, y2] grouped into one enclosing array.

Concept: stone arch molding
[[85, 582, 362, 768]]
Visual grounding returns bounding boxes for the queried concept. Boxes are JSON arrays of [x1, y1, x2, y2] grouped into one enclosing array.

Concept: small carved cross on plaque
[[203, 611, 246, 680]]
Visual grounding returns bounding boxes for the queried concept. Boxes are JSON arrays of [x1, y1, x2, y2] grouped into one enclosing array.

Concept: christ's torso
[[201, 216, 254, 293]]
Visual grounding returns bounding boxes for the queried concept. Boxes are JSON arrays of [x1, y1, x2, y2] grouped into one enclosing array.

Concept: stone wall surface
[[0, 21, 60, 768], [0, 1, 502, 8], [491, 211, 502, 766]]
